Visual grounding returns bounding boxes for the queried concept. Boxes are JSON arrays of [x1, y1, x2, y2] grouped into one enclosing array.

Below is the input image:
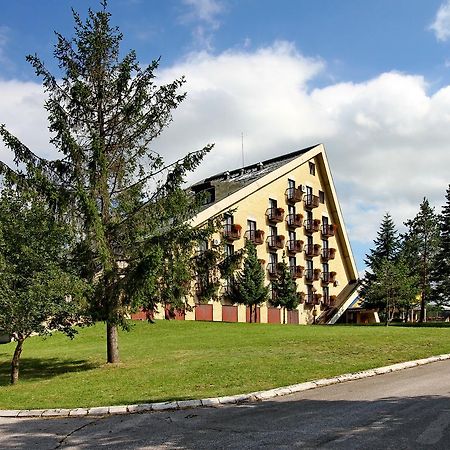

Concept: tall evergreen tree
[[0, 3, 212, 363], [362, 212, 400, 310], [271, 254, 299, 324], [431, 185, 450, 306], [403, 198, 440, 322], [228, 240, 269, 323]]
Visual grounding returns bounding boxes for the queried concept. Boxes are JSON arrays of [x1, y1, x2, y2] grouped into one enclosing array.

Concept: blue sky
[[1, 0, 450, 272]]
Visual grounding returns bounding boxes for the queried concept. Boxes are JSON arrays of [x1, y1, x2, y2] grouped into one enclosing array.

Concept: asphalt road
[[2, 359, 450, 449]]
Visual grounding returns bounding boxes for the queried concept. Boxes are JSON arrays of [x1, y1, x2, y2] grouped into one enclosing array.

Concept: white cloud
[[180, 0, 225, 50], [1, 41, 450, 256], [430, 1, 450, 41]]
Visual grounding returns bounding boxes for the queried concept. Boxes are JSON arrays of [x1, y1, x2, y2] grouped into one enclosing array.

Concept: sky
[[1, 0, 450, 273]]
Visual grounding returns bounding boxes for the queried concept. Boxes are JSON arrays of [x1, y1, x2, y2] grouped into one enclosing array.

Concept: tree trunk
[[107, 322, 120, 363], [283, 308, 286, 324], [11, 338, 24, 385]]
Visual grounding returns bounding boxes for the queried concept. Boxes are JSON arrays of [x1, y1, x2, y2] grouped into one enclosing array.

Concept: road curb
[[3, 353, 450, 418]]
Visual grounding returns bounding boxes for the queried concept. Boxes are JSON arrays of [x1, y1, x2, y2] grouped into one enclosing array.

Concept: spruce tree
[[271, 253, 299, 324], [431, 185, 450, 305], [0, 3, 212, 363], [362, 212, 400, 310], [228, 240, 269, 323], [403, 198, 440, 322]]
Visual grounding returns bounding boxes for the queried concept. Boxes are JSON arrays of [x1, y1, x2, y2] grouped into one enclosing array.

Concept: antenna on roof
[[241, 132, 245, 167]]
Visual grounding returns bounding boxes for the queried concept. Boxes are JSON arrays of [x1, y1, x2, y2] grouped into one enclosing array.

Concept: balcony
[[298, 291, 306, 304], [286, 239, 304, 254], [313, 293, 322, 305], [321, 247, 336, 261], [304, 269, 314, 282], [330, 295, 337, 306], [304, 218, 321, 233], [286, 213, 303, 228], [305, 243, 321, 257], [267, 262, 279, 279], [322, 223, 336, 238], [285, 187, 303, 203], [245, 229, 265, 245], [223, 223, 241, 241], [322, 271, 337, 284], [304, 194, 320, 209], [266, 207, 284, 223], [290, 265, 305, 279], [267, 234, 285, 250]]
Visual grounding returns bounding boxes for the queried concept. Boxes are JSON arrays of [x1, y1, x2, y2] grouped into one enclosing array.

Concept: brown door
[[222, 305, 238, 322], [287, 309, 299, 324], [195, 304, 213, 321], [267, 307, 281, 324]]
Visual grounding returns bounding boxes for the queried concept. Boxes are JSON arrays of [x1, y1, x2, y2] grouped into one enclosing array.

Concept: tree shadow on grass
[[0, 357, 98, 386]]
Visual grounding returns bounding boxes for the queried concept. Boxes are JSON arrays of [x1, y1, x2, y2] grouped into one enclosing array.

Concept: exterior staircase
[[317, 281, 360, 324]]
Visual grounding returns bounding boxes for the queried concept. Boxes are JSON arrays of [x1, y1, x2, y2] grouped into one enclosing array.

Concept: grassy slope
[[1, 320, 449, 409]]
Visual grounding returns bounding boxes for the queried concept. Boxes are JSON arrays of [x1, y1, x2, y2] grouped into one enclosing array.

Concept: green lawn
[[1, 320, 450, 410]]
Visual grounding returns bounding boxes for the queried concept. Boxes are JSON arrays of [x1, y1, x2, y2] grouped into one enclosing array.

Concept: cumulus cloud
[[430, 0, 450, 41], [1, 41, 450, 257]]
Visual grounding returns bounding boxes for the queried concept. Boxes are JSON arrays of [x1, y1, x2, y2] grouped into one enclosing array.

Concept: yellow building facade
[[153, 144, 359, 325]]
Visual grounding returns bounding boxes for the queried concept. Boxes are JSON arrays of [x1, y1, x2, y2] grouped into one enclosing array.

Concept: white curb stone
[[69, 408, 89, 417], [87, 406, 109, 416], [177, 400, 202, 409], [201, 398, 220, 407], [4, 353, 450, 418], [108, 405, 128, 415], [42, 409, 70, 417]]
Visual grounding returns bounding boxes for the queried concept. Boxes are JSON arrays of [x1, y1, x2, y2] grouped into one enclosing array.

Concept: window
[[306, 210, 313, 223], [307, 284, 314, 303], [322, 262, 329, 274], [289, 256, 296, 268], [198, 240, 208, 253], [323, 286, 330, 304], [322, 215, 328, 226], [288, 204, 295, 216], [288, 179, 295, 190], [306, 185, 313, 197], [319, 190, 325, 204], [269, 252, 278, 265], [309, 162, 316, 175], [322, 239, 328, 250], [269, 198, 277, 209], [225, 243, 234, 258], [307, 235, 313, 247], [306, 259, 313, 272], [289, 230, 296, 242], [269, 225, 277, 237], [247, 219, 256, 233]]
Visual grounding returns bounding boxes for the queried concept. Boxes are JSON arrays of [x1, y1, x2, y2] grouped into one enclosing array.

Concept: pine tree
[[431, 185, 450, 305], [228, 240, 269, 323], [0, 3, 212, 363], [362, 212, 400, 310], [403, 198, 440, 322], [365, 258, 418, 325], [0, 188, 87, 384], [271, 253, 299, 324]]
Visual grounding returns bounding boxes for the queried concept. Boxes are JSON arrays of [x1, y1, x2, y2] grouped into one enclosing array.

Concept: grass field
[[1, 320, 450, 410]]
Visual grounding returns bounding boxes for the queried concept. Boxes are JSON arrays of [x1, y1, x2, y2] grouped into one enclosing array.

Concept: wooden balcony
[[304, 269, 314, 282], [286, 239, 304, 254], [322, 223, 336, 238], [286, 213, 303, 228], [304, 218, 321, 233], [285, 187, 303, 203], [313, 293, 322, 305], [223, 223, 241, 241], [267, 234, 285, 250], [290, 265, 305, 279], [321, 247, 336, 261], [305, 243, 321, 257], [304, 194, 320, 209], [266, 207, 284, 223], [245, 229, 265, 245]]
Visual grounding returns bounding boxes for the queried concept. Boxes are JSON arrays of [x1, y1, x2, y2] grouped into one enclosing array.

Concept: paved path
[[2, 359, 450, 449]]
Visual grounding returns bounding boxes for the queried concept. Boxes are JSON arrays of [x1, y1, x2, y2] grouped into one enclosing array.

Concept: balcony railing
[[304, 194, 320, 209], [298, 292, 306, 304], [267, 234, 285, 250], [290, 265, 305, 279], [304, 218, 321, 233], [286, 239, 304, 254], [321, 247, 336, 260], [267, 262, 279, 279], [245, 229, 265, 245], [286, 213, 303, 228], [266, 207, 284, 223], [223, 223, 241, 241], [305, 292, 314, 304], [285, 187, 303, 203], [304, 269, 314, 282], [321, 271, 337, 284], [322, 223, 336, 238], [305, 243, 321, 257]]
